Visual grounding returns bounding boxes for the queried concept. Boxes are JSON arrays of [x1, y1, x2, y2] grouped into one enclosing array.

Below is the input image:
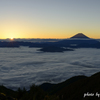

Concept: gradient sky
[[0, 0, 100, 39]]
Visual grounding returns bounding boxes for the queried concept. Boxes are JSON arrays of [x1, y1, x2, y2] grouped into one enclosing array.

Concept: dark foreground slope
[[40, 75, 87, 94], [0, 85, 17, 100], [1, 72, 100, 100], [56, 72, 100, 100]]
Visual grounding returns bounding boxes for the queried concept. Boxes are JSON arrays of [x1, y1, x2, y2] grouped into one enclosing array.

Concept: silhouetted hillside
[[1, 72, 100, 100], [40, 75, 87, 94], [0, 85, 17, 100], [57, 72, 100, 100]]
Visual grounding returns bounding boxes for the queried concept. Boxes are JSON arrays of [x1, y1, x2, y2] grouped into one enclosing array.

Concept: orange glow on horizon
[[10, 37, 14, 40]]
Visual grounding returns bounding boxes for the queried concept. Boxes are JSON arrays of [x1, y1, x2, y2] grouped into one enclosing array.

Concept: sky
[[0, 0, 100, 39]]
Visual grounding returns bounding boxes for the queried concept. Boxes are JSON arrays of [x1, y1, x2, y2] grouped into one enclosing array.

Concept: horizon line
[[0, 37, 99, 40]]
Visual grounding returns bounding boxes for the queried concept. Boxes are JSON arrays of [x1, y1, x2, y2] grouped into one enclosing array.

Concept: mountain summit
[[71, 33, 89, 38]]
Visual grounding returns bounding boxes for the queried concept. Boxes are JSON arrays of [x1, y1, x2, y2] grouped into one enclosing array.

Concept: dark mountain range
[[40, 75, 87, 93], [38, 33, 100, 52], [55, 33, 100, 49], [56, 72, 100, 100], [40, 72, 100, 100], [0, 33, 100, 50], [1, 72, 100, 100]]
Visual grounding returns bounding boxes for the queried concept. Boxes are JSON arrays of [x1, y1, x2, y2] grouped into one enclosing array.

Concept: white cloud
[[0, 48, 100, 90]]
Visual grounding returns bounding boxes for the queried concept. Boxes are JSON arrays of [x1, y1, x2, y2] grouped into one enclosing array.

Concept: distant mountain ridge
[[0, 33, 100, 49], [71, 33, 89, 38]]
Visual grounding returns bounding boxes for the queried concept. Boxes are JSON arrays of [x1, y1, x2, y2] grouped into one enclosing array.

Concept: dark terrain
[[1, 72, 100, 100], [0, 33, 100, 52]]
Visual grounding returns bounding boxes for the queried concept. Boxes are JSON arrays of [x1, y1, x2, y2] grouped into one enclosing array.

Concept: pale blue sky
[[0, 0, 100, 39]]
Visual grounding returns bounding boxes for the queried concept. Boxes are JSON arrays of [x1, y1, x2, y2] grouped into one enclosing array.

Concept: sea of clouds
[[0, 47, 100, 90]]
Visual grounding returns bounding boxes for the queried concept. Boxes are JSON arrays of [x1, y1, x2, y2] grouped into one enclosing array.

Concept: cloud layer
[[0, 47, 100, 90]]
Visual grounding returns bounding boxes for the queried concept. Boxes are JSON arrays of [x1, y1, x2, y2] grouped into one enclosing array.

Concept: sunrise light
[[10, 37, 14, 40]]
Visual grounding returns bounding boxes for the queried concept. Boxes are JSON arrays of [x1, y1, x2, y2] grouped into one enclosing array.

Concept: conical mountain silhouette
[[56, 33, 99, 48], [71, 33, 89, 38]]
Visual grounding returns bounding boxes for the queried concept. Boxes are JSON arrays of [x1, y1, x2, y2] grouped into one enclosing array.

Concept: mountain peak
[[71, 33, 89, 38]]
